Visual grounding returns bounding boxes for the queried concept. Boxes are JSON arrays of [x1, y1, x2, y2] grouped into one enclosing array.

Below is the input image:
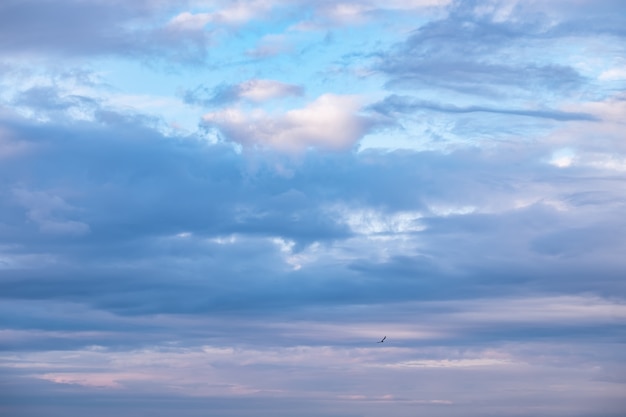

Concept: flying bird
[[377, 336, 386, 343]]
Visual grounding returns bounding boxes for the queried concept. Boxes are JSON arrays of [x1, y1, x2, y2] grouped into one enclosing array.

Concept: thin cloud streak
[[372, 95, 600, 121]]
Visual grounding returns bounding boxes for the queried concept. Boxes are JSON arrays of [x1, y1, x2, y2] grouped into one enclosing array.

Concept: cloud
[[371, 95, 599, 121], [1, 105, 625, 416], [359, 1, 625, 153], [0, 0, 211, 63], [375, 1, 589, 98], [290, 0, 451, 30], [1, 1, 625, 415], [2, 294, 625, 416], [167, 11, 215, 31], [246, 34, 293, 58], [166, 0, 280, 33], [530, 224, 624, 257], [184, 79, 304, 107], [12, 188, 91, 236], [11, 85, 100, 121], [537, 93, 626, 171], [1, 101, 624, 320], [202, 94, 377, 152], [237, 79, 304, 102]]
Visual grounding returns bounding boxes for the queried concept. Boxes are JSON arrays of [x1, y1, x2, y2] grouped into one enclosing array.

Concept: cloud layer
[[1, 1, 625, 417]]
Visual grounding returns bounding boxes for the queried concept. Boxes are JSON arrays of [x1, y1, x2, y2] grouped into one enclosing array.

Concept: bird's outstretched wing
[[377, 336, 386, 343]]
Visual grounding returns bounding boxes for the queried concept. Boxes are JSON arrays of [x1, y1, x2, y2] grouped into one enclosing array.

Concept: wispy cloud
[[0, 0, 215, 63], [371, 0, 617, 102], [372, 95, 599, 121]]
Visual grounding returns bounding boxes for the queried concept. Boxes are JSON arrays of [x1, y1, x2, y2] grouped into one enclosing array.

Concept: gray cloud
[[0, 0, 211, 63], [375, 1, 589, 98], [1, 2, 625, 415], [371, 95, 599, 121], [1, 104, 625, 323], [13, 86, 97, 113]]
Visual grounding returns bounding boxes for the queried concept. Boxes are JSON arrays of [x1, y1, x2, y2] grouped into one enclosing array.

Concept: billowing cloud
[[202, 94, 376, 152]]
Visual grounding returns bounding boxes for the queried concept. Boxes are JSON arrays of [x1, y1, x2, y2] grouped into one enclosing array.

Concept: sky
[[1, 0, 626, 416]]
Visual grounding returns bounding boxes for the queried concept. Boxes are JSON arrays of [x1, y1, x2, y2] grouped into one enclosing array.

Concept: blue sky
[[1, 0, 626, 416]]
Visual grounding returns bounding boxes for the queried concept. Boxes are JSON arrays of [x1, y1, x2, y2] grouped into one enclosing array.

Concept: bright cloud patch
[[203, 94, 375, 152], [238, 79, 303, 102], [167, 1, 273, 29]]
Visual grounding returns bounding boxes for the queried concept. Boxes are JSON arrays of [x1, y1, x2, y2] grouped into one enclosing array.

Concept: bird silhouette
[[377, 336, 386, 343]]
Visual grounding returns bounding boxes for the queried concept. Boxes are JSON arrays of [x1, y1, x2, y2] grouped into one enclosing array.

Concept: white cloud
[[292, 0, 451, 29], [548, 94, 626, 167], [389, 358, 513, 368], [319, 3, 373, 24], [335, 207, 425, 235], [167, 0, 275, 31], [237, 79, 303, 102], [167, 12, 214, 31], [549, 148, 576, 168], [375, 0, 451, 8], [211, 0, 273, 24], [39, 372, 126, 388], [0, 127, 34, 159], [202, 94, 375, 152], [599, 67, 626, 81], [446, 295, 626, 324]]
